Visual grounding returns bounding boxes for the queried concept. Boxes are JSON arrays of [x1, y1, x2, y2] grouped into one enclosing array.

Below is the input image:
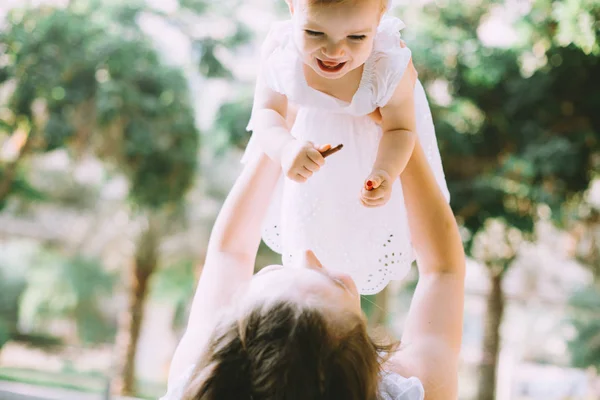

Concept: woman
[[161, 54, 465, 398], [160, 134, 464, 399]]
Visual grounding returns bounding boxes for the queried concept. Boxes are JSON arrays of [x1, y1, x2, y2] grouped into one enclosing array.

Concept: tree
[[19, 251, 117, 344], [567, 284, 600, 371], [394, 0, 600, 397], [565, 199, 600, 371], [213, 98, 254, 153], [471, 220, 523, 398], [1, 2, 199, 395], [0, 245, 29, 351]]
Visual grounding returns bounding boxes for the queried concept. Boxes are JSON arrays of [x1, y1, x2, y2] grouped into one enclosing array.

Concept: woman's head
[[245, 250, 362, 317], [183, 251, 396, 399], [286, 0, 389, 79]]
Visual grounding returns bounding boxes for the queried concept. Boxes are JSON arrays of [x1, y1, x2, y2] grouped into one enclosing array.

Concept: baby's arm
[[376, 60, 418, 178], [251, 41, 326, 182], [251, 70, 293, 162], [361, 57, 418, 207]]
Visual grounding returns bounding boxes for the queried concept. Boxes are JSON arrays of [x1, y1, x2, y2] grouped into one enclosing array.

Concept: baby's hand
[[361, 169, 393, 208], [280, 140, 328, 183]]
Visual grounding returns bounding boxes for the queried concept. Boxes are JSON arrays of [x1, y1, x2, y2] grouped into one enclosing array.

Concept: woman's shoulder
[[379, 370, 425, 400]]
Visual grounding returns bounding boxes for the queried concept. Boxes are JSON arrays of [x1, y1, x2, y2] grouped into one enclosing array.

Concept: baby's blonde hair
[[292, 0, 389, 13]]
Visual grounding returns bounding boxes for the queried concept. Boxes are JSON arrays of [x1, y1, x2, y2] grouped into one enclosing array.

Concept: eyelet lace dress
[[243, 16, 450, 295]]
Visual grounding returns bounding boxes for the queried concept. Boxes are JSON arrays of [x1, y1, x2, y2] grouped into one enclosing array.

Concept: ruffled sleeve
[[369, 17, 413, 108], [257, 21, 296, 95], [246, 21, 292, 131], [243, 20, 299, 164], [379, 371, 425, 400]]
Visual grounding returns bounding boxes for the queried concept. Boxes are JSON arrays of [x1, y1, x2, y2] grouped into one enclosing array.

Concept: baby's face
[[289, 0, 383, 80]]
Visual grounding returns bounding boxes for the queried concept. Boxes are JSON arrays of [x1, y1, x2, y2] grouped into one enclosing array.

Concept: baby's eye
[[305, 30, 324, 37], [348, 35, 367, 41]]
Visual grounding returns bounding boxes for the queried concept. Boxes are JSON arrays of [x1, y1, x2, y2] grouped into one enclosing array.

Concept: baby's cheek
[[350, 47, 374, 71]]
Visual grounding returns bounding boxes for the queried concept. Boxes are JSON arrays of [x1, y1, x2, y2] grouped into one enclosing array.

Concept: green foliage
[[1, 2, 200, 210], [0, 240, 34, 346], [151, 259, 196, 329], [178, 0, 209, 14], [19, 252, 117, 344], [194, 21, 253, 78], [568, 284, 600, 370], [213, 97, 253, 152], [0, 167, 47, 210], [399, 0, 600, 381], [551, 0, 600, 55], [0, 318, 10, 350], [360, 294, 377, 317], [401, 0, 600, 252], [2, 7, 100, 141], [0, 272, 26, 339], [94, 35, 199, 208], [196, 39, 233, 79]]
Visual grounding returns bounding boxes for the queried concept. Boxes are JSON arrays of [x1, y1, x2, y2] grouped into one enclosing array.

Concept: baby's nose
[[323, 42, 345, 58]]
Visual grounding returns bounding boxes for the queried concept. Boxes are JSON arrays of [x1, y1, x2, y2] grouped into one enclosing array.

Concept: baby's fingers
[[306, 147, 326, 167], [295, 165, 313, 179], [303, 158, 321, 173], [361, 186, 386, 201], [360, 196, 388, 208], [360, 185, 391, 208], [301, 166, 314, 178], [291, 173, 308, 183]]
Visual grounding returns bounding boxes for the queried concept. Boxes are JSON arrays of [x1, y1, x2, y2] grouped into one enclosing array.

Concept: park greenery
[[0, 0, 598, 398]]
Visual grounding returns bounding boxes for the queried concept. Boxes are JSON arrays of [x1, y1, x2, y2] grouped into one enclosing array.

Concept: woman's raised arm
[[388, 139, 466, 399], [167, 153, 281, 386]]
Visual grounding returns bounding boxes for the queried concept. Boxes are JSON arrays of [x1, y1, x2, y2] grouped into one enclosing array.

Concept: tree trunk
[[477, 269, 505, 400], [111, 216, 160, 396], [0, 130, 34, 208]]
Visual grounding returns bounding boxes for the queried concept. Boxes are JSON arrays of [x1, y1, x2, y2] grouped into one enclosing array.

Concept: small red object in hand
[[366, 180, 374, 190]]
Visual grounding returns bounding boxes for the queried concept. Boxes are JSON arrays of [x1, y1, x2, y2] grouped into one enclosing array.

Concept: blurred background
[[0, 0, 598, 399]]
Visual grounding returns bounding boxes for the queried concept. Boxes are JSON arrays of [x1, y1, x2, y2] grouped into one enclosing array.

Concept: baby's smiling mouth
[[317, 58, 346, 72]]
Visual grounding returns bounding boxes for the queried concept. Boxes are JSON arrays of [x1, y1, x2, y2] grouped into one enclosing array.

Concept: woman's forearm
[[401, 140, 465, 276], [206, 152, 281, 261]]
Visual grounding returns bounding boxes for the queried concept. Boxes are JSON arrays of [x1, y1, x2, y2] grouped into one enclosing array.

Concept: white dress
[[159, 365, 425, 400], [244, 17, 450, 295]]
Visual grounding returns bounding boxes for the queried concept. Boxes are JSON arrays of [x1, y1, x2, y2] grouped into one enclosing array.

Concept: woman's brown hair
[[182, 300, 397, 400]]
